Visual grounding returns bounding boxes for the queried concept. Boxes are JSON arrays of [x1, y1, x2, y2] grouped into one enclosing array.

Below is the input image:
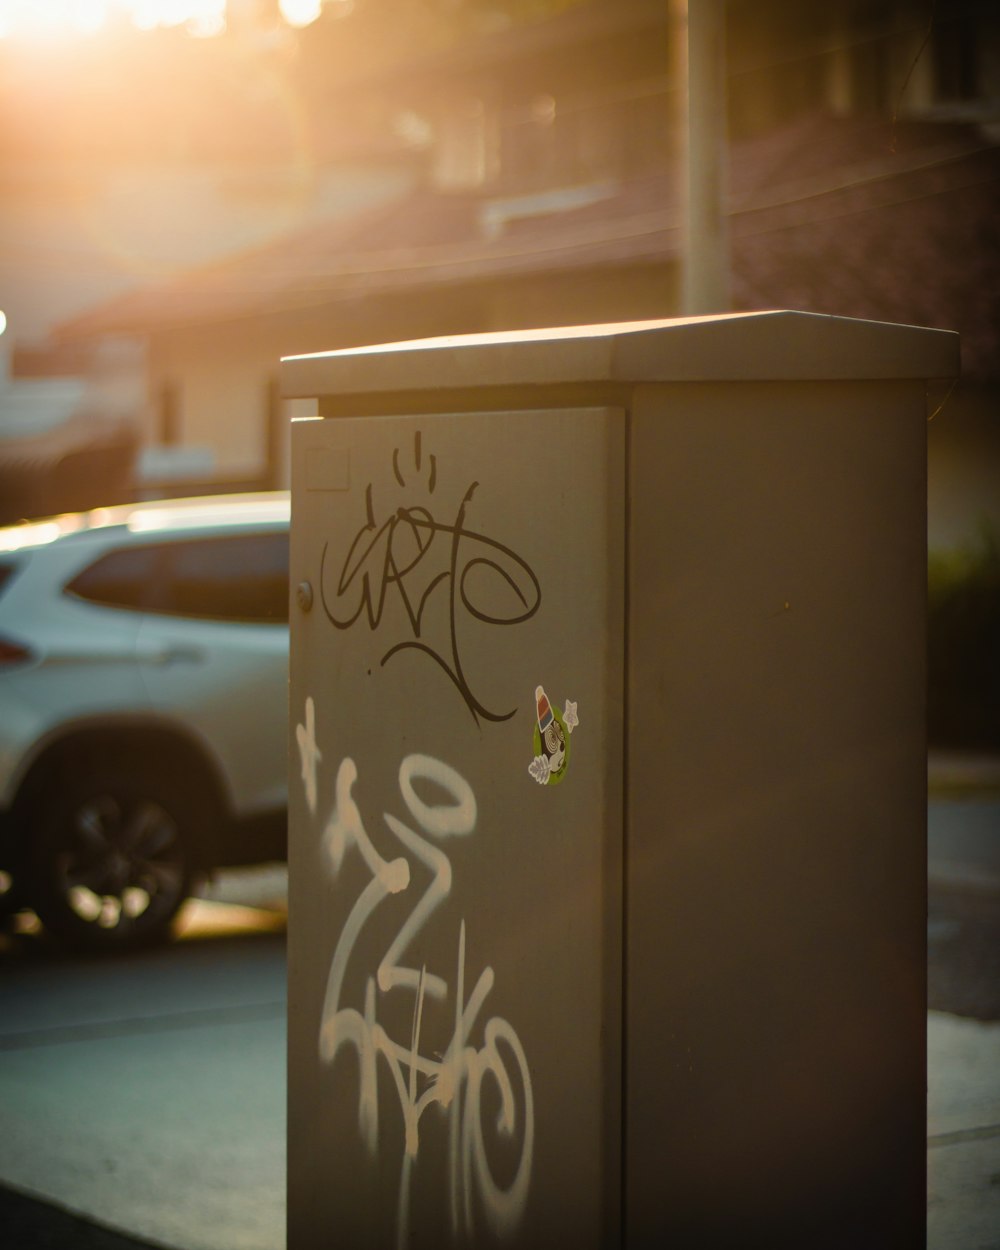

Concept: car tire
[[24, 754, 199, 952]]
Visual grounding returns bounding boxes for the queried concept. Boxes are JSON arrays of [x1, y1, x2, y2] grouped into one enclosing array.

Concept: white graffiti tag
[[305, 734, 534, 1247]]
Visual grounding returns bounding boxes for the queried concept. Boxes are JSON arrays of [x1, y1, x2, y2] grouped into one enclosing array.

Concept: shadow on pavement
[[928, 882, 1000, 1022], [0, 1184, 167, 1250], [0, 894, 286, 967]]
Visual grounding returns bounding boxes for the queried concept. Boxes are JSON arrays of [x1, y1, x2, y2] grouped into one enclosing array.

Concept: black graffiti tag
[[319, 434, 541, 724]]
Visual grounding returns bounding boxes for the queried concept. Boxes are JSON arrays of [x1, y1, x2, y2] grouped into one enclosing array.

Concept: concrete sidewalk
[[928, 1012, 1000, 1250], [926, 755, 1000, 1249], [3, 1009, 998, 1250]]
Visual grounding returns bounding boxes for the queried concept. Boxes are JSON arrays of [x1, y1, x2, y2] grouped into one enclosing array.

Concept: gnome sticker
[[528, 685, 579, 786]]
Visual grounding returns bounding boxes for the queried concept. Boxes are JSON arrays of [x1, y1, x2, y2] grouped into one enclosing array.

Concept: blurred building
[[0, 14, 418, 516], [0, 334, 142, 524], [46, 0, 1000, 547]]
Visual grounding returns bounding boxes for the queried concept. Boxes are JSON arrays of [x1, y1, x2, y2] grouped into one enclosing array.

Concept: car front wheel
[[25, 758, 198, 951]]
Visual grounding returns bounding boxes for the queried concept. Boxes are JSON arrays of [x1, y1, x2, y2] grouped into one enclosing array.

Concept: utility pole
[[674, 0, 731, 314]]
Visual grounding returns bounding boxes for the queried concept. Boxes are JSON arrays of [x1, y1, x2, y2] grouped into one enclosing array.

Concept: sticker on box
[[528, 686, 578, 786]]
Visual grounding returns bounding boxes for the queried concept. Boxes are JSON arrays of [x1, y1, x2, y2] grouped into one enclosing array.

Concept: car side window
[[65, 545, 160, 611], [160, 532, 289, 624], [66, 532, 289, 622]]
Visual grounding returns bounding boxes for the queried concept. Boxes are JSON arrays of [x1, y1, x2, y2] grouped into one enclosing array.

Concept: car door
[[136, 528, 289, 818], [0, 540, 150, 809]]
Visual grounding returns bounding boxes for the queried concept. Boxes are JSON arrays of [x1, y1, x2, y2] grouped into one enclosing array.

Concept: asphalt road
[[928, 796, 1000, 1021], [930, 882, 1000, 1021], [0, 873, 288, 1250]]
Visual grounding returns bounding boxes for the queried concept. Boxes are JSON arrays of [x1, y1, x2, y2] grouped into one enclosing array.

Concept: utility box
[[282, 312, 958, 1249]]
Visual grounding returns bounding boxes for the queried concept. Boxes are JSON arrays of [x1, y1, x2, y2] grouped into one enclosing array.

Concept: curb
[[928, 752, 1000, 798]]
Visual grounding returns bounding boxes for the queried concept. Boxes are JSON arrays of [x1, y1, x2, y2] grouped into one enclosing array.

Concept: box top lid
[[281, 310, 960, 398]]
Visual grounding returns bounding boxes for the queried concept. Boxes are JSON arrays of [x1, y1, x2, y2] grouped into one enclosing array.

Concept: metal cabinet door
[[289, 408, 625, 1250]]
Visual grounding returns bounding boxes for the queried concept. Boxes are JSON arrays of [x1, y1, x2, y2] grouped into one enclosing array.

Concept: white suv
[[0, 492, 290, 950]]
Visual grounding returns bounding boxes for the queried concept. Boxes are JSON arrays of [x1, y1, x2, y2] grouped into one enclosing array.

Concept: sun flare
[[0, 1, 106, 38], [278, 0, 322, 29], [0, 0, 320, 39]]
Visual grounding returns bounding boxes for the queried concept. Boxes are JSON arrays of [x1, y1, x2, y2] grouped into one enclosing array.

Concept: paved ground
[[928, 784, 1000, 898], [927, 1010, 1000, 1250], [930, 880, 1000, 1022], [926, 791, 1000, 1250], [0, 879, 288, 1250], [0, 1184, 165, 1250], [1, 793, 998, 1250]]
